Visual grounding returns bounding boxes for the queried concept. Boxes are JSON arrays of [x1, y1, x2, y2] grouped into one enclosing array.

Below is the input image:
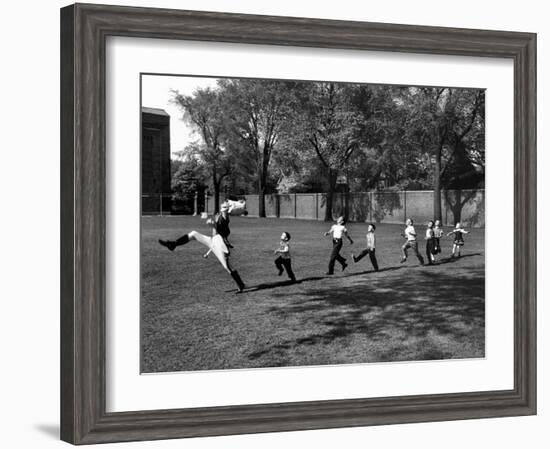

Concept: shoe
[[400, 257, 407, 264], [325, 272, 334, 275], [277, 268, 284, 276], [158, 239, 175, 251], [230, 270, 245, 292], [342, 262, 348, 272], [352, 254, 357, 263]]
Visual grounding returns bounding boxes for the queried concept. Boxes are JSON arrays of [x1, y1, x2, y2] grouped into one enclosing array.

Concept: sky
[[141, 74, 219, 156]]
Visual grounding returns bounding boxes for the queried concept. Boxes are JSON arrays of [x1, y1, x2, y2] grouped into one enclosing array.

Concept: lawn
[[141, 215, 485, 373]]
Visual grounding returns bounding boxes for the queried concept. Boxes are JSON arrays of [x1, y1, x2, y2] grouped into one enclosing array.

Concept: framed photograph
[[60, 3, 536, 445]]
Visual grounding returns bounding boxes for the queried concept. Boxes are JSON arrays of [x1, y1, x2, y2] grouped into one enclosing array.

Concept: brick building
[[141, 107, 171, 215]]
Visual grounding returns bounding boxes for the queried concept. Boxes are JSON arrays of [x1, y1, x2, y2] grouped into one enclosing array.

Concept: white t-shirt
[[277, 241, 291, 259], [366, 232, 376, 249], [330, 224, 347, 239], [404, 225, 417, 241]]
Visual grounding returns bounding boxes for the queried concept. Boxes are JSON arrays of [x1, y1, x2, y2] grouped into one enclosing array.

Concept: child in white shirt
[[352, 223, 379, 271], [400, 218, 425, 265], [324, 216, 354, 275]]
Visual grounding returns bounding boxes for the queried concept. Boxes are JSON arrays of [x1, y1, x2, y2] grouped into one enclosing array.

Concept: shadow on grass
[[432, 252, 482, 265], [247, 264, 485, 362], [242, 276, 326, 293], [232, 253, 483, 294]]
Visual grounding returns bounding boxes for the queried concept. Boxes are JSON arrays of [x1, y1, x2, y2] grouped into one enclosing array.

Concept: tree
[[401, 87, 484, 221], [171, 87, 232, 212], [170, 151, 206, 214], [219, 79, 297, 217], [294, 82, 392, 220]]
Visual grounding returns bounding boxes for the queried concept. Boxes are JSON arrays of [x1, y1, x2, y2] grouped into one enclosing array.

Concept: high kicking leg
[[159, 231, 245, 293], [159, 230, 211, 251]]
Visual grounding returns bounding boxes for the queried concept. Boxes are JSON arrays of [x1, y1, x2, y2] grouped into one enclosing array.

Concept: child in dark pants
[[351, 223, 379, 271], [274, 231, 296, 282], [425, 220, 436, 265], [400, 218, 425, 265], [324, 216, 354, 275]]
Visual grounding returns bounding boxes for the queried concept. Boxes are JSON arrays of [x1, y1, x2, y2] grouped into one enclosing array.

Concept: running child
[[447, 222, 470, 258], [400, 218, 425, 265], [425, 220, 436, 265], [324, 216, 354, 275], [274, 231, 297, 282], [351, 223, 379, 271]]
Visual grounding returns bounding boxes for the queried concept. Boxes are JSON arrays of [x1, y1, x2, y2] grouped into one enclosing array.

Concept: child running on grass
[[425, 220, 436, 265], [324, 216, 354, 275], [351, 223, 379, 271], [447, 222, 470, 258], [400, 218, 425, 265], [274, 231, 297, 282]]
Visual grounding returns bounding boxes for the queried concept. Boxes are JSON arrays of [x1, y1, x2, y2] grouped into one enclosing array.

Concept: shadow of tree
[[247, 265, 484, 362]]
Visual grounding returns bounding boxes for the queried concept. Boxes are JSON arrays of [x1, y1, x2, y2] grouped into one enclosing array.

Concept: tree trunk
[[433, 147, 442, 221], [450, 189, 462, 225], [258, 174, 266, 218], [324, 169, 338, 222], [213, 179, 220, 213], [258, 146, 270, 218]]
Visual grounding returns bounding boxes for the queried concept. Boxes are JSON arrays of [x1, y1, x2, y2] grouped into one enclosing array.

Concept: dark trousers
[[402, 240, 424, 264], [434, 237, 441, 254], [275, 257, 296, 281], [426, 238, 436, 264], [328, 238, 346, 274], [355, 248, 379, 271]]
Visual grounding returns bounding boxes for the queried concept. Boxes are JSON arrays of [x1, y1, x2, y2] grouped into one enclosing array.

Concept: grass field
[[141, 216, 485, 373]]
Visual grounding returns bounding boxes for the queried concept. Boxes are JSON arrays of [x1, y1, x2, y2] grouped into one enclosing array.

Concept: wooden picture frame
[[60, 3, 536, 444]]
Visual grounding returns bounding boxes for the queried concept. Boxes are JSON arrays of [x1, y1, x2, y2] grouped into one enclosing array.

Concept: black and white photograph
[[141, 74, 485, 373]]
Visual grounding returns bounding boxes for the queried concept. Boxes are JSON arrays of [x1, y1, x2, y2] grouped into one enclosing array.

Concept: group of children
[[399, 218, 469, 266], [158, 202, 470, 293], [275, 217, 470, 282]]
